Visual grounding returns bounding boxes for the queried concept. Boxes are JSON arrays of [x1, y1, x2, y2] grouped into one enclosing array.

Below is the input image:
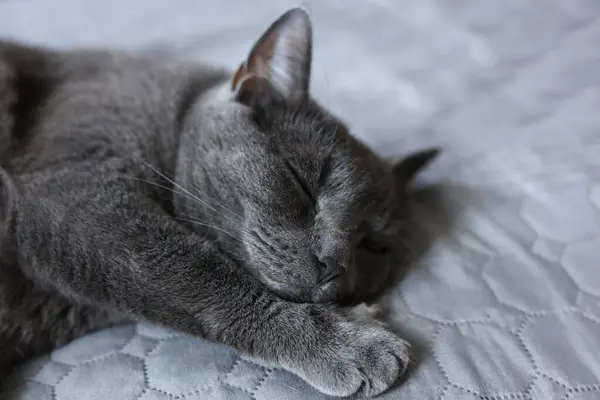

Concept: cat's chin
[[258, 278, 346, 304], [254, 269, 350, 304], [309, 280, 346, 304]]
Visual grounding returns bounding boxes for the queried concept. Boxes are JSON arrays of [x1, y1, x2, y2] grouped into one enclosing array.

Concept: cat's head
[[177, 8, 439, 303]]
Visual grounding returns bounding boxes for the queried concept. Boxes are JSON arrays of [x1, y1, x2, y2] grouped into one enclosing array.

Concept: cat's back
[[0, 40, 228, 173], [0, 40, 134, 157]]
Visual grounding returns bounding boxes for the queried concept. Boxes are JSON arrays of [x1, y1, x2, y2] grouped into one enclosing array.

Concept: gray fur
[[0, 8, 437, 397]]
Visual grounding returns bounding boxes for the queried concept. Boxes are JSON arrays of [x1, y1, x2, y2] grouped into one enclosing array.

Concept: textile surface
[[1, 0, 600, 398]]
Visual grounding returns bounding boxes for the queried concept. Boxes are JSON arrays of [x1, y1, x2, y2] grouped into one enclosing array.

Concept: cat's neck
[[173, 75, 248, 244]]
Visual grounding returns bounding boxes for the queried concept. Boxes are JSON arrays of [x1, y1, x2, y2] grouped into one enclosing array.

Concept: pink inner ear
[[247, 29, 278, 76], [232, 8, 312, 103], [232, 24, 279, 92]]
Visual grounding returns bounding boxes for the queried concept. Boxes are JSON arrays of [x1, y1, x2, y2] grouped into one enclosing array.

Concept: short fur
[[0, 8, 438, 397]]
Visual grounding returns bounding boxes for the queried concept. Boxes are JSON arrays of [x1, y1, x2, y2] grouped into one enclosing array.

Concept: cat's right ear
[[232, 8, 313, 109], [393, 148, 441, 182]]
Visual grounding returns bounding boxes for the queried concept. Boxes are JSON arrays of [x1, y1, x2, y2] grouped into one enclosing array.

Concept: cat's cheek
[[310, 280, 343, 303], [256, 271, 309, 301], [349, 254, 391, 301]]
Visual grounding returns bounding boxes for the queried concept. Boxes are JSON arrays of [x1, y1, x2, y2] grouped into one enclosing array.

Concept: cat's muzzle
[[310, 276, 345, 303]]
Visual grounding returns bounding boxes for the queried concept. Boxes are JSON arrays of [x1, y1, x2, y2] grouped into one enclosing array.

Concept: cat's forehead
[[264, 100, 344, 139], [257, 101, 398, 202], [319, 144, 399, 225]]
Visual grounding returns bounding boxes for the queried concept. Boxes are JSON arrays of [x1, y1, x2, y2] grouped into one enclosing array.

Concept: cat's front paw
[[289, 304, 410, 398]]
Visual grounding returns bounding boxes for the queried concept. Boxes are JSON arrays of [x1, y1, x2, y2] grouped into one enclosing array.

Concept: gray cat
[[0, 8, 438, 398]]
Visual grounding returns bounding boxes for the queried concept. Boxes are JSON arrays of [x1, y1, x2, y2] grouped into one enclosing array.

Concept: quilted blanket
[[1, 0, 600, 399]]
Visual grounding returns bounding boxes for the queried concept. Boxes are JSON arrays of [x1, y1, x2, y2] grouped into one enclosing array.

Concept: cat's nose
[[317, 256, 345, 284]]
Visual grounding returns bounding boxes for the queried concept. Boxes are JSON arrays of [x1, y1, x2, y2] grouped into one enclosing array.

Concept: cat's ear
[[393, 148, 441, 182], [232, 7, 312, 108]]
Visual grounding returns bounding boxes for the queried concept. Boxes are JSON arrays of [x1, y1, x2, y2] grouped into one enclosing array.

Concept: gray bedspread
[[1, 0, 600, 399]]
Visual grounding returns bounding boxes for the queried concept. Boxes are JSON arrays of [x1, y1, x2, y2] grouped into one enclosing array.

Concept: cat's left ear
[[232, 7, 312, 108], [392, 148, 441, 182]]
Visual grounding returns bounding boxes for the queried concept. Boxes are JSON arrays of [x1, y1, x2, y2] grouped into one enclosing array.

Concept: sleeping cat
[[0, 8, 438, 398]]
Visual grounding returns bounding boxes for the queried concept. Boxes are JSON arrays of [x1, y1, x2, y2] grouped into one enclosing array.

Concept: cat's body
[[0, 9, 438, 397], [0, 41, 230, 370]]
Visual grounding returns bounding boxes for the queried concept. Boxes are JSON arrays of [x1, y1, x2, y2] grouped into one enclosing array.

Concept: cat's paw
[[289, 304, 410, 398], [348, 302, 384, 320]]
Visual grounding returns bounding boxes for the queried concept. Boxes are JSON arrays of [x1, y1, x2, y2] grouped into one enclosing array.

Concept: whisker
[[181, 179, 247, 221], [140, 160, 243, 220], [127, 158, 244, 223], [173, 216, 245, 244], [123, 176, 189, 199], [179, 205, 254, 241], [117, 159, 256, 265], [123, 175, 238, 221], [121, 174, 254, 240]]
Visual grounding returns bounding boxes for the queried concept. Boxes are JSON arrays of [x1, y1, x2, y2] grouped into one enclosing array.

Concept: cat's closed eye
[[285, 161, 316, 205]]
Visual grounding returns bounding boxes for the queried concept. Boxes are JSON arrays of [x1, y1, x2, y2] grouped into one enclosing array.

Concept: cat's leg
[[12, 161, 409, 397], [0, 266, 124, 376], [0, 168, 127, 376]]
